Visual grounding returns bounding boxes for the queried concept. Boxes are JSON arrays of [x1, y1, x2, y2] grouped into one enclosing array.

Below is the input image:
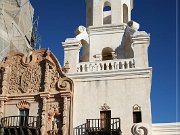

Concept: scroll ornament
[[131, 123, 151, 135]]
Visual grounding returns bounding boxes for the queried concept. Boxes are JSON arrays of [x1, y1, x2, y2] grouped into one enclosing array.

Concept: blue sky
[[30, 0, 179, 123]]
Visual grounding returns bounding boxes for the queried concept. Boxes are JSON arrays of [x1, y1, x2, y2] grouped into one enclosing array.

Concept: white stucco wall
[[69, 68, 152, 135]]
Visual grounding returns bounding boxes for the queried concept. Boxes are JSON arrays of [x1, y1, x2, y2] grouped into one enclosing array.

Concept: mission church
[[0, 0, 179, 135]]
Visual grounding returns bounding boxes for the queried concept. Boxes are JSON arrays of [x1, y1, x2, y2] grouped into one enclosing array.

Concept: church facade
[[0, 0, 179, 135], [64, 0, 152, 134]]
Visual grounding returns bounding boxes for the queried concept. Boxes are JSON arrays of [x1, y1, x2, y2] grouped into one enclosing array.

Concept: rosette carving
[[131, 123, 151, 135]]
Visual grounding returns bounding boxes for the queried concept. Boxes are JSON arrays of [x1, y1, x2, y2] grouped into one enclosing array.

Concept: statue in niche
[[48, 104, 61, 135]]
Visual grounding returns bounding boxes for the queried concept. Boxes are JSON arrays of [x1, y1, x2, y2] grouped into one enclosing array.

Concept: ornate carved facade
[[0, 49, 74, 135]]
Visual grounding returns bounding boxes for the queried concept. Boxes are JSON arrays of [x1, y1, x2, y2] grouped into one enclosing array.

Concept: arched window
[[102, 47, 114, 61], [133, 105, 142, 123], [16, 100, 30, 126], [103, 1, 112, 24], [123, 4, 128, 23]]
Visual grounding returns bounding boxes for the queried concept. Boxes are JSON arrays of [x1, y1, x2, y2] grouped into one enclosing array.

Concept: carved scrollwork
[[131, 123, 151, 135], [1, 49, 73, 95], [57, 78, 72, 91], [8, 56, 42, 94], [100, 103, 111, 111], [49, 67, 60, 89]]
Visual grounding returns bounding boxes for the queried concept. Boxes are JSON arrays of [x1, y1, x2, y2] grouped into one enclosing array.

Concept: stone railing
[[77, 59, 135, 73]]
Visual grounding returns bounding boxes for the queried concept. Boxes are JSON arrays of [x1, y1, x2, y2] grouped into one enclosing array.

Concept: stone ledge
[[152, 123, 180, 135], [68, 68, 152, 81]]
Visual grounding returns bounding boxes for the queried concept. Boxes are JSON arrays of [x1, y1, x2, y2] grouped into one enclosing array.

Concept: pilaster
[[62, 38, 82, 73]]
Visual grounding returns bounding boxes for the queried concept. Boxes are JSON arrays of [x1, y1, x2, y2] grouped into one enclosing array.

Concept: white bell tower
[[86, 0, 133, 26], [84, 0, 137, 63], [62, 0, 152, 135]]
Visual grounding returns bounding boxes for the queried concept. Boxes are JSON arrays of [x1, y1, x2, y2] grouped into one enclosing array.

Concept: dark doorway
[[133, 111, 142, 123], [100, 111, 111, 130], [19, 109, 29, 126]]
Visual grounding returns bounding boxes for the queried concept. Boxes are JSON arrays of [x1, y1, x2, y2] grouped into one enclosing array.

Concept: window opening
[[133, 105, 142, 123], [19, 109, 29, 126], [102, 47, 114, 61], [123, 4, 128, 23], [103, 1, 112, 24]]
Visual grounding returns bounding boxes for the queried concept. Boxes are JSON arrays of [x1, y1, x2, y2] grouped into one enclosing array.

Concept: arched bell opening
[[123, 4, 129, 23], [102, 47, 114, 61], [103, 1, 112, 25]]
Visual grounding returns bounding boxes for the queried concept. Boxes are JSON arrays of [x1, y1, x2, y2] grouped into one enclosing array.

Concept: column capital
[[62, 38, 82, 51]]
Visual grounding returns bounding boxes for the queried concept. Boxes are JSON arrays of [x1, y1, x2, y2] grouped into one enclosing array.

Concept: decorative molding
[[100, 103, 111, 111], [16, 100, 31, 109], [0, 49, 73, 95], [133, 104, 141, 112], [88, 24, 126, 36], [68, 68, 152, 82]]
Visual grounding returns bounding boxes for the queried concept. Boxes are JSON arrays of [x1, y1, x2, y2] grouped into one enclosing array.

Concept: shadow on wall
[[115, 27, 135, 59]]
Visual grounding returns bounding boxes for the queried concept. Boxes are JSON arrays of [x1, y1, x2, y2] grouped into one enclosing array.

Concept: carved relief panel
[[0, 49, 74, 135], [7, 55, 42, 94]]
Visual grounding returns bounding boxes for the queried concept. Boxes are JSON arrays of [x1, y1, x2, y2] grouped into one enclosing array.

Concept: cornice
[[68, 68, 152, 82], [88, 24, 126, 35]]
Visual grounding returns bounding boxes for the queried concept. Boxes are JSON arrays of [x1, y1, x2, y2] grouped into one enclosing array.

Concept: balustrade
[[77, 59, 135, 73], [85, 118, 121, 132], [1, 116, 40, 129]]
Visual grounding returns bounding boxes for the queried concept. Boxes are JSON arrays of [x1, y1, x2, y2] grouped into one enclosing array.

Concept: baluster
[[84, 64, 87, 72], [92, 65, 96, 72], [122, 61, 126, 69], [115, 62, 119, 70], [101, 63, 104, 71], [106, 62, 109, 70], [112, 62, 115, 70], [81, 64, 84, 72], [97, 63, 101, 71]]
